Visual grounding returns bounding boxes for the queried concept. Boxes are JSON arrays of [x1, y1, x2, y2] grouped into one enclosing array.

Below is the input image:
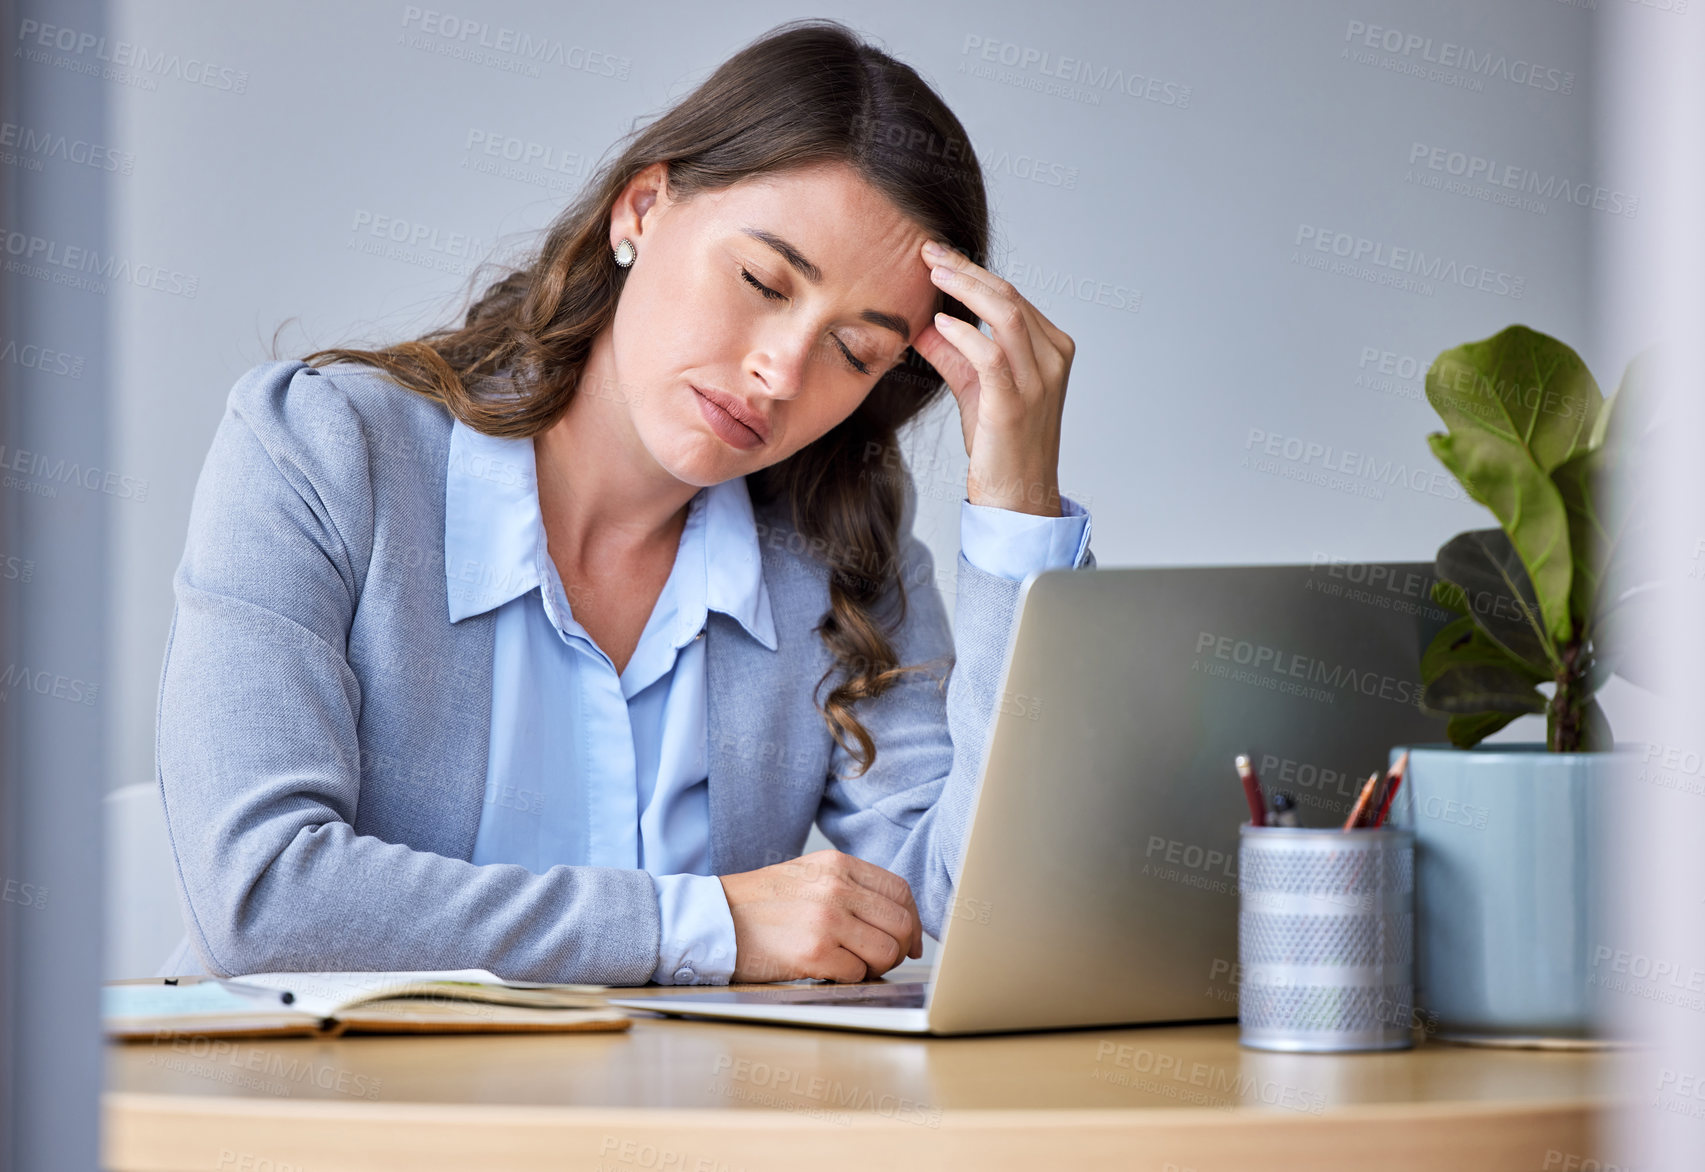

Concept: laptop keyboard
[[700, 981, 928, 1009]]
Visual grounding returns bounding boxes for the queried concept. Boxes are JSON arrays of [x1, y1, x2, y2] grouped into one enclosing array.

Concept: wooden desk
[[105, 964, 1616, 1172]]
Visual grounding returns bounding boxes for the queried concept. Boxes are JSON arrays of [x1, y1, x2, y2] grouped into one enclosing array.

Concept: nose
[[747, 324, 839, 402]]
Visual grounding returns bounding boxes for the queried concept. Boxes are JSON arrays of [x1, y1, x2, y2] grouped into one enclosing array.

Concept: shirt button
[[674, 966, 696, 984]]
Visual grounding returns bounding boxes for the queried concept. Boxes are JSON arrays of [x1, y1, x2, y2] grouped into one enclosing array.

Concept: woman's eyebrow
[[740, 226, 914, 340]]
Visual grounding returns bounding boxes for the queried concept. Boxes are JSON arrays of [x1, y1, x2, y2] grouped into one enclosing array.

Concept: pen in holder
[[1236, 824, 1415, 1052]]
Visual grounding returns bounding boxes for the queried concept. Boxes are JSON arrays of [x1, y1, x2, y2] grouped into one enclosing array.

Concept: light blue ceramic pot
[[1388, 741, 1636, 1041]]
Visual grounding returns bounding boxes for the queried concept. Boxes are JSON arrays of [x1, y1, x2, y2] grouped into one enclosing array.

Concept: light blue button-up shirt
[[445, 419, 1091, 984]]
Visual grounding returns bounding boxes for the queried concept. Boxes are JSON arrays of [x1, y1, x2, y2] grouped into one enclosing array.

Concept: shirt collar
[[444, 418, 541, 622], [443, 417, 777, 651], [697, 471, 778, 651]]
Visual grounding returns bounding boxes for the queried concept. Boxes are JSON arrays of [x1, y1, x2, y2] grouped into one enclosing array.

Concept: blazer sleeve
[[810, 482, 1097, 941], [155, 362, 662, 984]]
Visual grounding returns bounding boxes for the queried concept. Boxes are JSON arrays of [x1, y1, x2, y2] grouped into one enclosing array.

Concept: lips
[[692, 385, 771, 445]]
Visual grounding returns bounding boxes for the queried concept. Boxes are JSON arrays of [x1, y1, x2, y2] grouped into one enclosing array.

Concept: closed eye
[[740, 268, 872, 377]]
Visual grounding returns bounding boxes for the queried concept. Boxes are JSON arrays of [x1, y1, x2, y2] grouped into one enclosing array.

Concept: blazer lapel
[[705, 608, 748, 876], [437, 608, 498, 863]]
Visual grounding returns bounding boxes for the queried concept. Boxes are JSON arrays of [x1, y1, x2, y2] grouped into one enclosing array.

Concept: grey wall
[[104, 1, 1627, 798]]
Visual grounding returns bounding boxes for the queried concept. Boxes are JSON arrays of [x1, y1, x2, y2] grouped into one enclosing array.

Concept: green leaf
[[1430, 579, 1471, 617], [1553, 353, 1653, 638], [1445, 710, 1522, 749], [1427, 428, 1575, 647], [1421, 616, 1548, 683], [1552, 444, 1612, 635], [1424, 665, 1551, 715], [1426, 325, 1605, 646], [1434, 528, 1556, 672], [1420, 615, 1549, 719], [1427, 324, 1603, 470]]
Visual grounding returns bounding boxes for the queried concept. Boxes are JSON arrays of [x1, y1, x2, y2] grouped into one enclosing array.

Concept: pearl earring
[[613, 238, 636, 267]]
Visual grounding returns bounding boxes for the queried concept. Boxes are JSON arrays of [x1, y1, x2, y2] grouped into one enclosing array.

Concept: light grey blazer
[[155, 359, 1095, 984]]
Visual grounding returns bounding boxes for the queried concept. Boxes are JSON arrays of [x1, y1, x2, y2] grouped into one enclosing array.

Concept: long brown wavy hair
[[294, 18, 991, 779]]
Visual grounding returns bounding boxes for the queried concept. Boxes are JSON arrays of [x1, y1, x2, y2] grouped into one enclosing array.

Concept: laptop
[[608, 560, 1453, 1035]]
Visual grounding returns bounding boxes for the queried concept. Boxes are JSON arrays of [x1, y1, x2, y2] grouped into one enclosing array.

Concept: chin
[[654, 436, 750, 488]]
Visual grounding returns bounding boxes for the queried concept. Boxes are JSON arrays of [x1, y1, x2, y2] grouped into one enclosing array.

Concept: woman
[[155, 18, 1094, 987]]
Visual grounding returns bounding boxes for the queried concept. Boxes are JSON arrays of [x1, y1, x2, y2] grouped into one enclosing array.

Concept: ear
[[614, 162, 671, 245]]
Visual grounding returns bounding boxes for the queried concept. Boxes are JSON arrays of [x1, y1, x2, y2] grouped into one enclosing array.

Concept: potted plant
[[1395, 323, 1651, 1044]]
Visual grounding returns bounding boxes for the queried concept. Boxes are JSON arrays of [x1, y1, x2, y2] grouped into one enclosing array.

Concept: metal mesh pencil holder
[[1237, 824, 1415, 1052]]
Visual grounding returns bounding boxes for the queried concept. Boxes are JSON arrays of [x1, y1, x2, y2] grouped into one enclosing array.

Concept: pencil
[[1342, 770, 1381, 831], [1371, 751, 1409, 828], [1235, 754, 1267, 827]]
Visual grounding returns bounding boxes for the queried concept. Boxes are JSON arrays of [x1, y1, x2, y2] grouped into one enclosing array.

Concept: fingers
[[810, 851, 923, 956], [831, 913, 910, 979], [923, 242, 1078, 398], [925, 245, 1045, 395], [808, 943, 873, 985], [830, 876, 920, 961]]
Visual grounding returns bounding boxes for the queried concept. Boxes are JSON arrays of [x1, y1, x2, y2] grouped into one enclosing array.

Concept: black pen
[[214, 978, 295, 1005]]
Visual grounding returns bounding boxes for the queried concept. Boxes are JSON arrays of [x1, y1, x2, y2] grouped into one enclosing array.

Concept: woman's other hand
[[718, 849, 924, 983]]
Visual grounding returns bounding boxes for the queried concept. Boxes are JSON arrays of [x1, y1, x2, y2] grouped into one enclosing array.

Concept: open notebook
[[104, 968, 631, 1040]]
